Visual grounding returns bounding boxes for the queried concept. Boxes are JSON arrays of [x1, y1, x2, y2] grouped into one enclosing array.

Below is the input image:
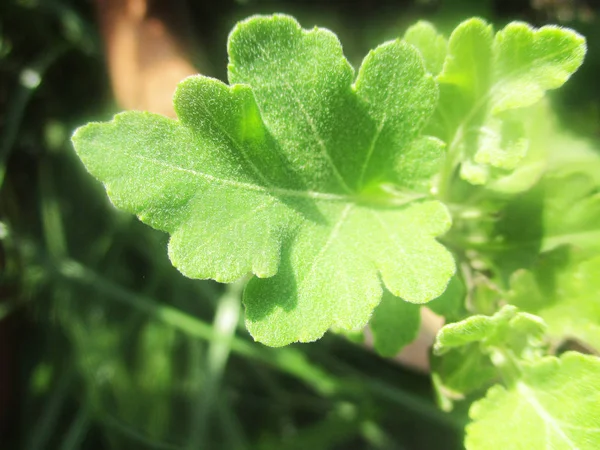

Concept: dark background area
[[1, 1, 599, 449]]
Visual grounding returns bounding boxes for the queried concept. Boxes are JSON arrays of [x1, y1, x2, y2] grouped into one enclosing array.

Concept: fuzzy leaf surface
[[434, 305, 546, 358], [72, 15, 454, 347], [492, 22, 587, 114], [403, 21, 447, 76], [435, 19, 585, 185], [466, 352, 600, 450]]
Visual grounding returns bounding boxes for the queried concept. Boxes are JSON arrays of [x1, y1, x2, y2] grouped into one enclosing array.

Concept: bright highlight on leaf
[[72, 14, 455, 347], [466, 352, 600, 450], [403, 21, 447, 76], [433, 18, 586, 187]]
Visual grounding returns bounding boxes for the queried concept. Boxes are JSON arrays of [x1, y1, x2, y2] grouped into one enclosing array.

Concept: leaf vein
[[132, 154, 349, 202], [282, 79, 353, 194], [517, 382, 579, 450], [189, 98, 274, 189], [298, 204, 354, 288], [358, 115, 386, 188]]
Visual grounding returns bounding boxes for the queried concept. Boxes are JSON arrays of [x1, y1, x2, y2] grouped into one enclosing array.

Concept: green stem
[[27, 368, 75, 450], [437, 126, 466, 202], [489, 348, 522, 388], [59, 408, 90, 450], [189, 280, 244, 448]]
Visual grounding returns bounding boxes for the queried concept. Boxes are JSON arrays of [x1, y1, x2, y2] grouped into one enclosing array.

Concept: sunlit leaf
[[72, 15, 454, 347], [466, 352, 600, 450], [435, 18, 585, 187], [403, 21, 447, 76], [434, 305, 546, 359]]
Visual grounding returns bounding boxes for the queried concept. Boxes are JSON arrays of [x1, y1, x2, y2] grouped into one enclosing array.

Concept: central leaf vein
[[358, 115, 386, 188], [298, 204, 354, 288], [517, 382, 579, 449], [190, 96, 275, 189], [282, 79, 353, 194], [132, 154, 349, 202]]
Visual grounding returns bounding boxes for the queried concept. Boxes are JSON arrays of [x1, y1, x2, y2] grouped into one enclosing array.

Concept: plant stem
[[489, 348, 522, 389], [189, 280, 243, 448]]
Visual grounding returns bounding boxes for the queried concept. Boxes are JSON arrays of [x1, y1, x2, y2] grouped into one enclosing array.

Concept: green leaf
[[435, 18, 585, 186], [509, 255, 600, 351], [438, 18, 493, 113], [369, 275, 466, 358], [72, 15, 455, 347], [492, 183, 544, 276], [491, 22, 587, 114], [547, 131, 600, 186], [434, 305, 546, 359], [431, 346, 497, 411], [403, 21, 447, 76], [370, 290, 421, 357], [466, 352, 600, 450], [542, 173, 600, 255], [438, 19, 586, 116], [485, 101, 555, 194], [473, 117, 528, 170]]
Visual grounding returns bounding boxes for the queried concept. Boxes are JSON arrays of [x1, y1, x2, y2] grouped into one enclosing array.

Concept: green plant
[[71, 14, 600, 449]]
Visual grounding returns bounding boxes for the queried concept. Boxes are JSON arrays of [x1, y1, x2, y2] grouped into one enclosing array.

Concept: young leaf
[[434, 305, 546, 359], [72, 15, 455, 347], [370, 290, 421, 357], [492, 23, 587, 114], [437, 18, 493, 133], [403, 21, 447, 76], [466, 352, 600, 450], [435, 18, 586, 186]]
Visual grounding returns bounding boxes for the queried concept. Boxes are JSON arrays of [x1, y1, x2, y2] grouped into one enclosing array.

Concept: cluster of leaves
[[72, 14, 600, 449]]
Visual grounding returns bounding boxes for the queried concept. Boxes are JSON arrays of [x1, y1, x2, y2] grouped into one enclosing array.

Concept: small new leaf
[[403, 21, 447, 76], [435, 18, 586, 185], [492, 22, 587, 114], [434, 305, 546, 358], [466, 352, 600, 450], [72, 15, 455, 347]]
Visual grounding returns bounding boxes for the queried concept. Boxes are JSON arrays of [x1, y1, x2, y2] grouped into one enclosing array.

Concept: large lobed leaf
[[72, 15, 454, 347]]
